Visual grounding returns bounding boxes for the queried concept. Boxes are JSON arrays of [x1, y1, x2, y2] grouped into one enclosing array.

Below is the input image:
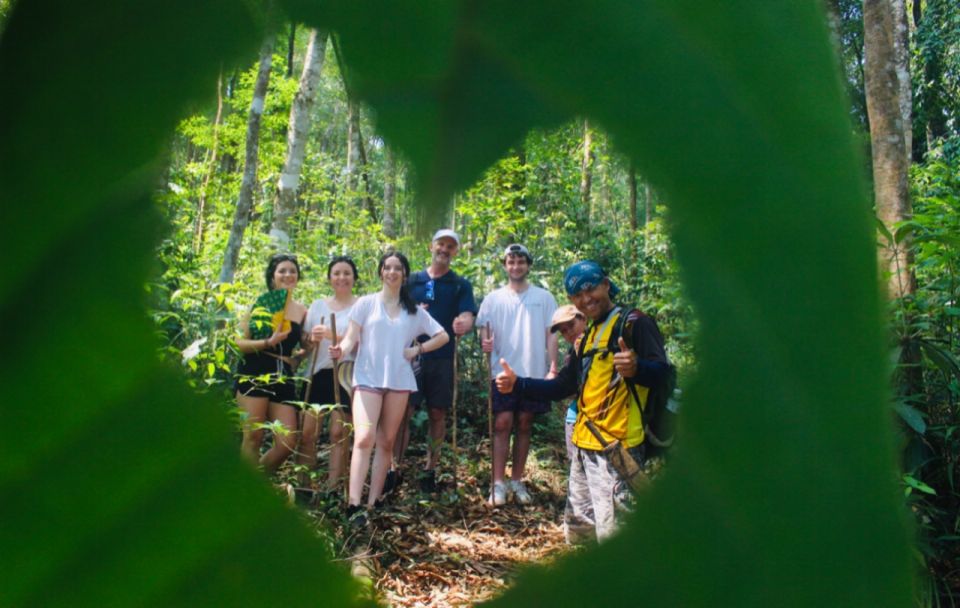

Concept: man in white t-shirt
[[478, 244, 559, 506]]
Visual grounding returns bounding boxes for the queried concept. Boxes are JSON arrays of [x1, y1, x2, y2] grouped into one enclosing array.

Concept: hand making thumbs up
[[613, 336, 637, 378], [495, 358, 517, 394]]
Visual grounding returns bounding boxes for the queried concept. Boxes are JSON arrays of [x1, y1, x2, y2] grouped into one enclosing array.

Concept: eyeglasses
[[424, 279, 435, 302]]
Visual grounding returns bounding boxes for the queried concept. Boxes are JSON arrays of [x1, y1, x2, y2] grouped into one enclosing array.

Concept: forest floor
[[283, 423, 575, 607]]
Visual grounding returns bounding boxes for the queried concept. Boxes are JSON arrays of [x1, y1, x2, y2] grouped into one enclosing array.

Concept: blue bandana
[[563, 261, 619, 297]]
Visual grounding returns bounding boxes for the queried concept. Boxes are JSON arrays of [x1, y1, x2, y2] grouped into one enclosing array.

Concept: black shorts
[[307, 368, 351, 410], [235, 376, 299, 405], [490, 380, 550, 415], [411, 357, 454, 410]]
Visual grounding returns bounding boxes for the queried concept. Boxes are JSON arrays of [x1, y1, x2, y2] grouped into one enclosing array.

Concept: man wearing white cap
[[478, 244, 559, 505], [394, 228, 477, 493]]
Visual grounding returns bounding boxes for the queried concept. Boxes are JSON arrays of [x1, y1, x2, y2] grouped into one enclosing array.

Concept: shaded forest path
[[291, 436, 573, 606]]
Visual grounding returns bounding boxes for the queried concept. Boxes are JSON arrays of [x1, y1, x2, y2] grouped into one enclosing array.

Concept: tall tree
[[345, 97, 375, 218], [192, 70, 224, 255], [270, 28, 328, 247], [218, 35, 275, 284], [864, 0, 921, 392], [628, 165, 638, 232], [382, 145, 397, 238], [579, 118, 593, 223]]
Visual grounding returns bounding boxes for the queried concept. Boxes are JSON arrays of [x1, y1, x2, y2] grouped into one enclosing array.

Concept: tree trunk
[[864, 0, 921, 394], [270, 29, 328, 248], [644, 182, 653, 226], [345, 97, 376, 220], [579, 118, 593, 223], [286, 22, 296, 79], [382, 146, 397, 238], [628, 165, 638, 232], [218, 35, 275, 284], [892, 0, 912, 158], [192, 70, 224, 255]]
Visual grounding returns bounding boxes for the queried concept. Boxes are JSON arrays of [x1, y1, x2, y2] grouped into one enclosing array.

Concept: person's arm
[[329, 320, 360, 361], [614, 311, 669, 388], [235, 312, 290, 354], [452, 278, 477, 335], [405, 329, 449, 360], [496, 353, 579, 401], [546, 331, 559, 378]]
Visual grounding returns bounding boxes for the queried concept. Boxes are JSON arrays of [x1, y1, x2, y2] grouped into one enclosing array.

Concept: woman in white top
[[301, 256, 359, 492], [331, 251, 448, 518]]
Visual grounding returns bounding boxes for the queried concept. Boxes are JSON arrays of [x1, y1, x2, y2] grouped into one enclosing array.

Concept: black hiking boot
[[383, 469, 403, 497], [419, 469, 437, 493], [345, 504, 367, 528]]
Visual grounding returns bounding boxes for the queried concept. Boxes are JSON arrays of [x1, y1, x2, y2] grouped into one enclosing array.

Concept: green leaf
[[295, 0, 910, 606], [0, 1, 359, 606], [918, 339, 960, 383], [876, 217, 895, 245], [894, 401, 927, 435], [893, 220, 918, 245], [903, 475, 937, 496], [2, 0, 913, 607]]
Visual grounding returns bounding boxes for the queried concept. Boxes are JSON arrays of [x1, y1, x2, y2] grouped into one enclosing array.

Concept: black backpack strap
[[615, 307, 651, 416]]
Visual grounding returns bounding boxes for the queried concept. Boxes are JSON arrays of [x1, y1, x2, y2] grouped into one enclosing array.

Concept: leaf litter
[[278, 438, 574, 606]]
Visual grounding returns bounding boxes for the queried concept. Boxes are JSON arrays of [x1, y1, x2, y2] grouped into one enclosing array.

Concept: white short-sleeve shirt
[[350, 293, 445, 391], [304, 298, 356, 374], [476, 284, 558, 379]]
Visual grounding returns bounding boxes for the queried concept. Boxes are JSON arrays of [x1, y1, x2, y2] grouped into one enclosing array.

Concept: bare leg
[[260, 403, 299, 473], [368, 391, 410, 506], [237, 392, 269, 465], [511, 411, 535, 481], [326, 408, 351, 492], [296, 409, 320, 485], [492, 410, 514, 483], [425, 406, 447, 470], [393, 399, 414, 467], [348, 390, 383, 506]]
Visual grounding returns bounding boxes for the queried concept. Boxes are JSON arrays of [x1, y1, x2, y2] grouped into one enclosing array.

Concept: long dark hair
[[265, 253, 301, 290], [378, 251, 417, 314], [327, 255, 359, 282]]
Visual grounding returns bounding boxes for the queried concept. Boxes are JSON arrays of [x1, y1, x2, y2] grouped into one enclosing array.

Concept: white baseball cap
[[432, 228, 460, 246]]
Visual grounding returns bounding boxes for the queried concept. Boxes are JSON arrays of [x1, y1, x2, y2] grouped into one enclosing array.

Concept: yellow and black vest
[[572, 308, 650, 450]]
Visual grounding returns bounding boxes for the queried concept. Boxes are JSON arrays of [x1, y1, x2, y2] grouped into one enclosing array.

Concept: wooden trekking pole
[[484, 323, 494, 502], [330, 313, 340, 407], [451, 335, 460, 452], [296, 316, 322, 494], [300, 315, 324, 404]]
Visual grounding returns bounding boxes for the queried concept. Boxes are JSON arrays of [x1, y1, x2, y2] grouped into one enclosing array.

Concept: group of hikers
[[234, 229, 671, 542]]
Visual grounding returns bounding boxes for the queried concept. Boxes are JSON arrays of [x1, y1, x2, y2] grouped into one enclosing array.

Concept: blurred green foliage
[[0, 0, 919, 606]]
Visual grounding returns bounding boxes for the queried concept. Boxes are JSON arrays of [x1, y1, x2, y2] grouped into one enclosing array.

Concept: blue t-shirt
[[408, 269, 477, 360]]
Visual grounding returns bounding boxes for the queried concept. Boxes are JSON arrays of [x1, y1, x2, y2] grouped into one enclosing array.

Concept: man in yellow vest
[[496, 260, 668, 542]]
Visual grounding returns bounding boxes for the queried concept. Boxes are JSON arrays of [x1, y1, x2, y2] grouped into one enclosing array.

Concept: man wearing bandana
[[496, 260, 669, 542]]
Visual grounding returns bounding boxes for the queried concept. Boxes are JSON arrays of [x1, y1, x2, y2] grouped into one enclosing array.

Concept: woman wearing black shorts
[[301, 256, 359, 492], [235, 254, 307, 473]]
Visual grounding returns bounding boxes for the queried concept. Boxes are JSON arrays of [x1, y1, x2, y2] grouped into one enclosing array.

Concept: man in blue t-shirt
[[391, 229, 476, 492]]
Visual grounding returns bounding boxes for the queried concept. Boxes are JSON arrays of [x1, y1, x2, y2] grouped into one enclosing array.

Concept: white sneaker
[[511, 480, 532, 505], [488, 480, 509, 506]]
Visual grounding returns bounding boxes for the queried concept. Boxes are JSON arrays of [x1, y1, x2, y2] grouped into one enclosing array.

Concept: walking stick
[[296, 316, 322, 496], [452, 335, 460, 452], [301, 316, 324, 404], [330, 313, 340, 407], [484, 323, 494, 504]]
